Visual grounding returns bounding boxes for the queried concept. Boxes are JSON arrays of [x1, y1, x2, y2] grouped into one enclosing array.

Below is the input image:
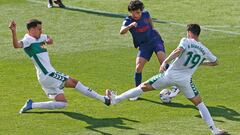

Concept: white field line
[[27, 0, 240, 35], [202, 25, 240, 28]]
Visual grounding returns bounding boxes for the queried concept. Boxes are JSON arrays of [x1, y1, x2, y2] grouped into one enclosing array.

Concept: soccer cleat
[[104, 96, 110, 106], [47, 3, 53, 8], [105, 89, 117, 105], [129, 96, 139, 101], [169, 86, 180, 98], [19, 99, 33, 113], [212, 128, 229, 135]]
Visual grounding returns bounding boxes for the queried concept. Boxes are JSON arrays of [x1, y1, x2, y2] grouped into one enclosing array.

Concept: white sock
[[32, 101, 67, 109], [115, 86, 143, 103], [196, 102, 217, 132], [75, 82, 105, 102]]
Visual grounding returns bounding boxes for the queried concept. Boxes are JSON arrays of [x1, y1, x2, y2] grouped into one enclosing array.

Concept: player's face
[[187, 31, 192, 38], [29, 24, 43, 39], [130, 9, 142, 20]]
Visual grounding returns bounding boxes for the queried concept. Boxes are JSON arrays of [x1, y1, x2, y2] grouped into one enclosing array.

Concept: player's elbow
[[119, 29, 127, 35], [13, 41, 23, 49], [13, 44, 22, 49]]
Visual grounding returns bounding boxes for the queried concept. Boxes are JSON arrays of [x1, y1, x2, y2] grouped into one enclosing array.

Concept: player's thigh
[[177, 79, 200, 99], [138, 44, 154, 62], [153, 39, 165, 53], [41, 85, 64, 100], [64, 77, 78, 88], [40, 72, 69, 99], [156, 51, 166, 64], [154, 39, 166, 64], [146, 73, 171, 90]]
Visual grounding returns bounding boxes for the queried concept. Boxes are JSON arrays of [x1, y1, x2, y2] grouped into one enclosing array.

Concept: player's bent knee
[[55, 93, 67, 102], [140, 83, 154, 92], [65, 77, 78, 88], [189, 95, 202, 106]]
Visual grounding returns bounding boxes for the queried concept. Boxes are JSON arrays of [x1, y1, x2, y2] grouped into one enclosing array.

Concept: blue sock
[[134, 72, 142, 87]]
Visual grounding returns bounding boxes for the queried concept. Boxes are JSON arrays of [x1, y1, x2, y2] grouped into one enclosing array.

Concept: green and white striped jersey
[[21, 34, 56, 81], [165, 38, 217, 81]]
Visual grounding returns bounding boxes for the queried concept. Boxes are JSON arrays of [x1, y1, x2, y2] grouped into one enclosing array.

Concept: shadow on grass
[[61, 6, 170, 24], [138, 97, 240, 122], [62, 6, 126, 19], [25, 111, 139, 135]]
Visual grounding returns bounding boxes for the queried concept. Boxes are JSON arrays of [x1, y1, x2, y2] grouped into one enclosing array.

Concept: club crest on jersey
[[136, 25, 150, 32]]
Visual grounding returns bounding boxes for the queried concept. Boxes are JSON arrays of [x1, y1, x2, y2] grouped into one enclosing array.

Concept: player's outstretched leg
[[189, 96, 228, 135], [19, 94, 68, 113], [106, 86, 143, 105], [65, 77, 110, 106], [106, 82, 155, 105]]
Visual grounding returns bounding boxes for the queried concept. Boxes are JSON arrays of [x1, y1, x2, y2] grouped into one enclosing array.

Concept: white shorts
[[147, 73, 199, 99], [39, 72, 69, 99]]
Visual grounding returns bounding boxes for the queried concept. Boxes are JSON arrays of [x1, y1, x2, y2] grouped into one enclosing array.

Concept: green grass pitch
[[0, 0, 239, 134]]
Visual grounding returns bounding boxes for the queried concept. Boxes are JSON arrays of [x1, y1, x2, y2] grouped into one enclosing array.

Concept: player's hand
[[129, 22, 137, 28], [46, 37, 53, 44], [160, 62, 167, 72], [9, 21, 17, 31]]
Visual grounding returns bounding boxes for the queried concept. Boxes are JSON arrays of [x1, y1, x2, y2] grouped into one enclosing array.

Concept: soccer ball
[[159, 89, 171, 103]]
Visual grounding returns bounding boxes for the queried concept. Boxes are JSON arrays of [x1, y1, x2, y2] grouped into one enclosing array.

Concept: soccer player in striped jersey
[[120, 0, 178, 100], [9, 19, 110, 113], [107, 24, 227, 135]]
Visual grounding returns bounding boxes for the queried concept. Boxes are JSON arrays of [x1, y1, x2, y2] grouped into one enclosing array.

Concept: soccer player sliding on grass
[[107, 24, 228, 135], [9, 19, 110, 113]]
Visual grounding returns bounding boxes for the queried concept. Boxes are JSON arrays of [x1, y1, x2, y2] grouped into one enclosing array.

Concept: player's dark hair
[[128, 0, 144, 12], [26, 19, 42, 30], [187, 24, 201, 36]]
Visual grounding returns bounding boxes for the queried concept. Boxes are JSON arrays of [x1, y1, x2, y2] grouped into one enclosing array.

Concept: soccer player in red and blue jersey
[[120, 0, 167, 100]]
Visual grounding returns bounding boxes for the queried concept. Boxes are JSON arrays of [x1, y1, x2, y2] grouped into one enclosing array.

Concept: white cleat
[[129, 96, 139, 101], [169, 86, 180, 98], [212, 128, 228, 135], [105, 89, 117, 105], [47, 3, 53, 8]]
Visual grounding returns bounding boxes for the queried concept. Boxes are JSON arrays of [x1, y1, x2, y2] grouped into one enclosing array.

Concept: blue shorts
[[137, 37, 165, 61]]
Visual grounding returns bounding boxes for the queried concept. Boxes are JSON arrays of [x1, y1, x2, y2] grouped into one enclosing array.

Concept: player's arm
[[160, 47, 185, 72], [201, 59, 218, 66], [149, 18, 154, 28], [120, 22, 137, 34], [201, 49, 218, 66], [8, 21, 23, 49]]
